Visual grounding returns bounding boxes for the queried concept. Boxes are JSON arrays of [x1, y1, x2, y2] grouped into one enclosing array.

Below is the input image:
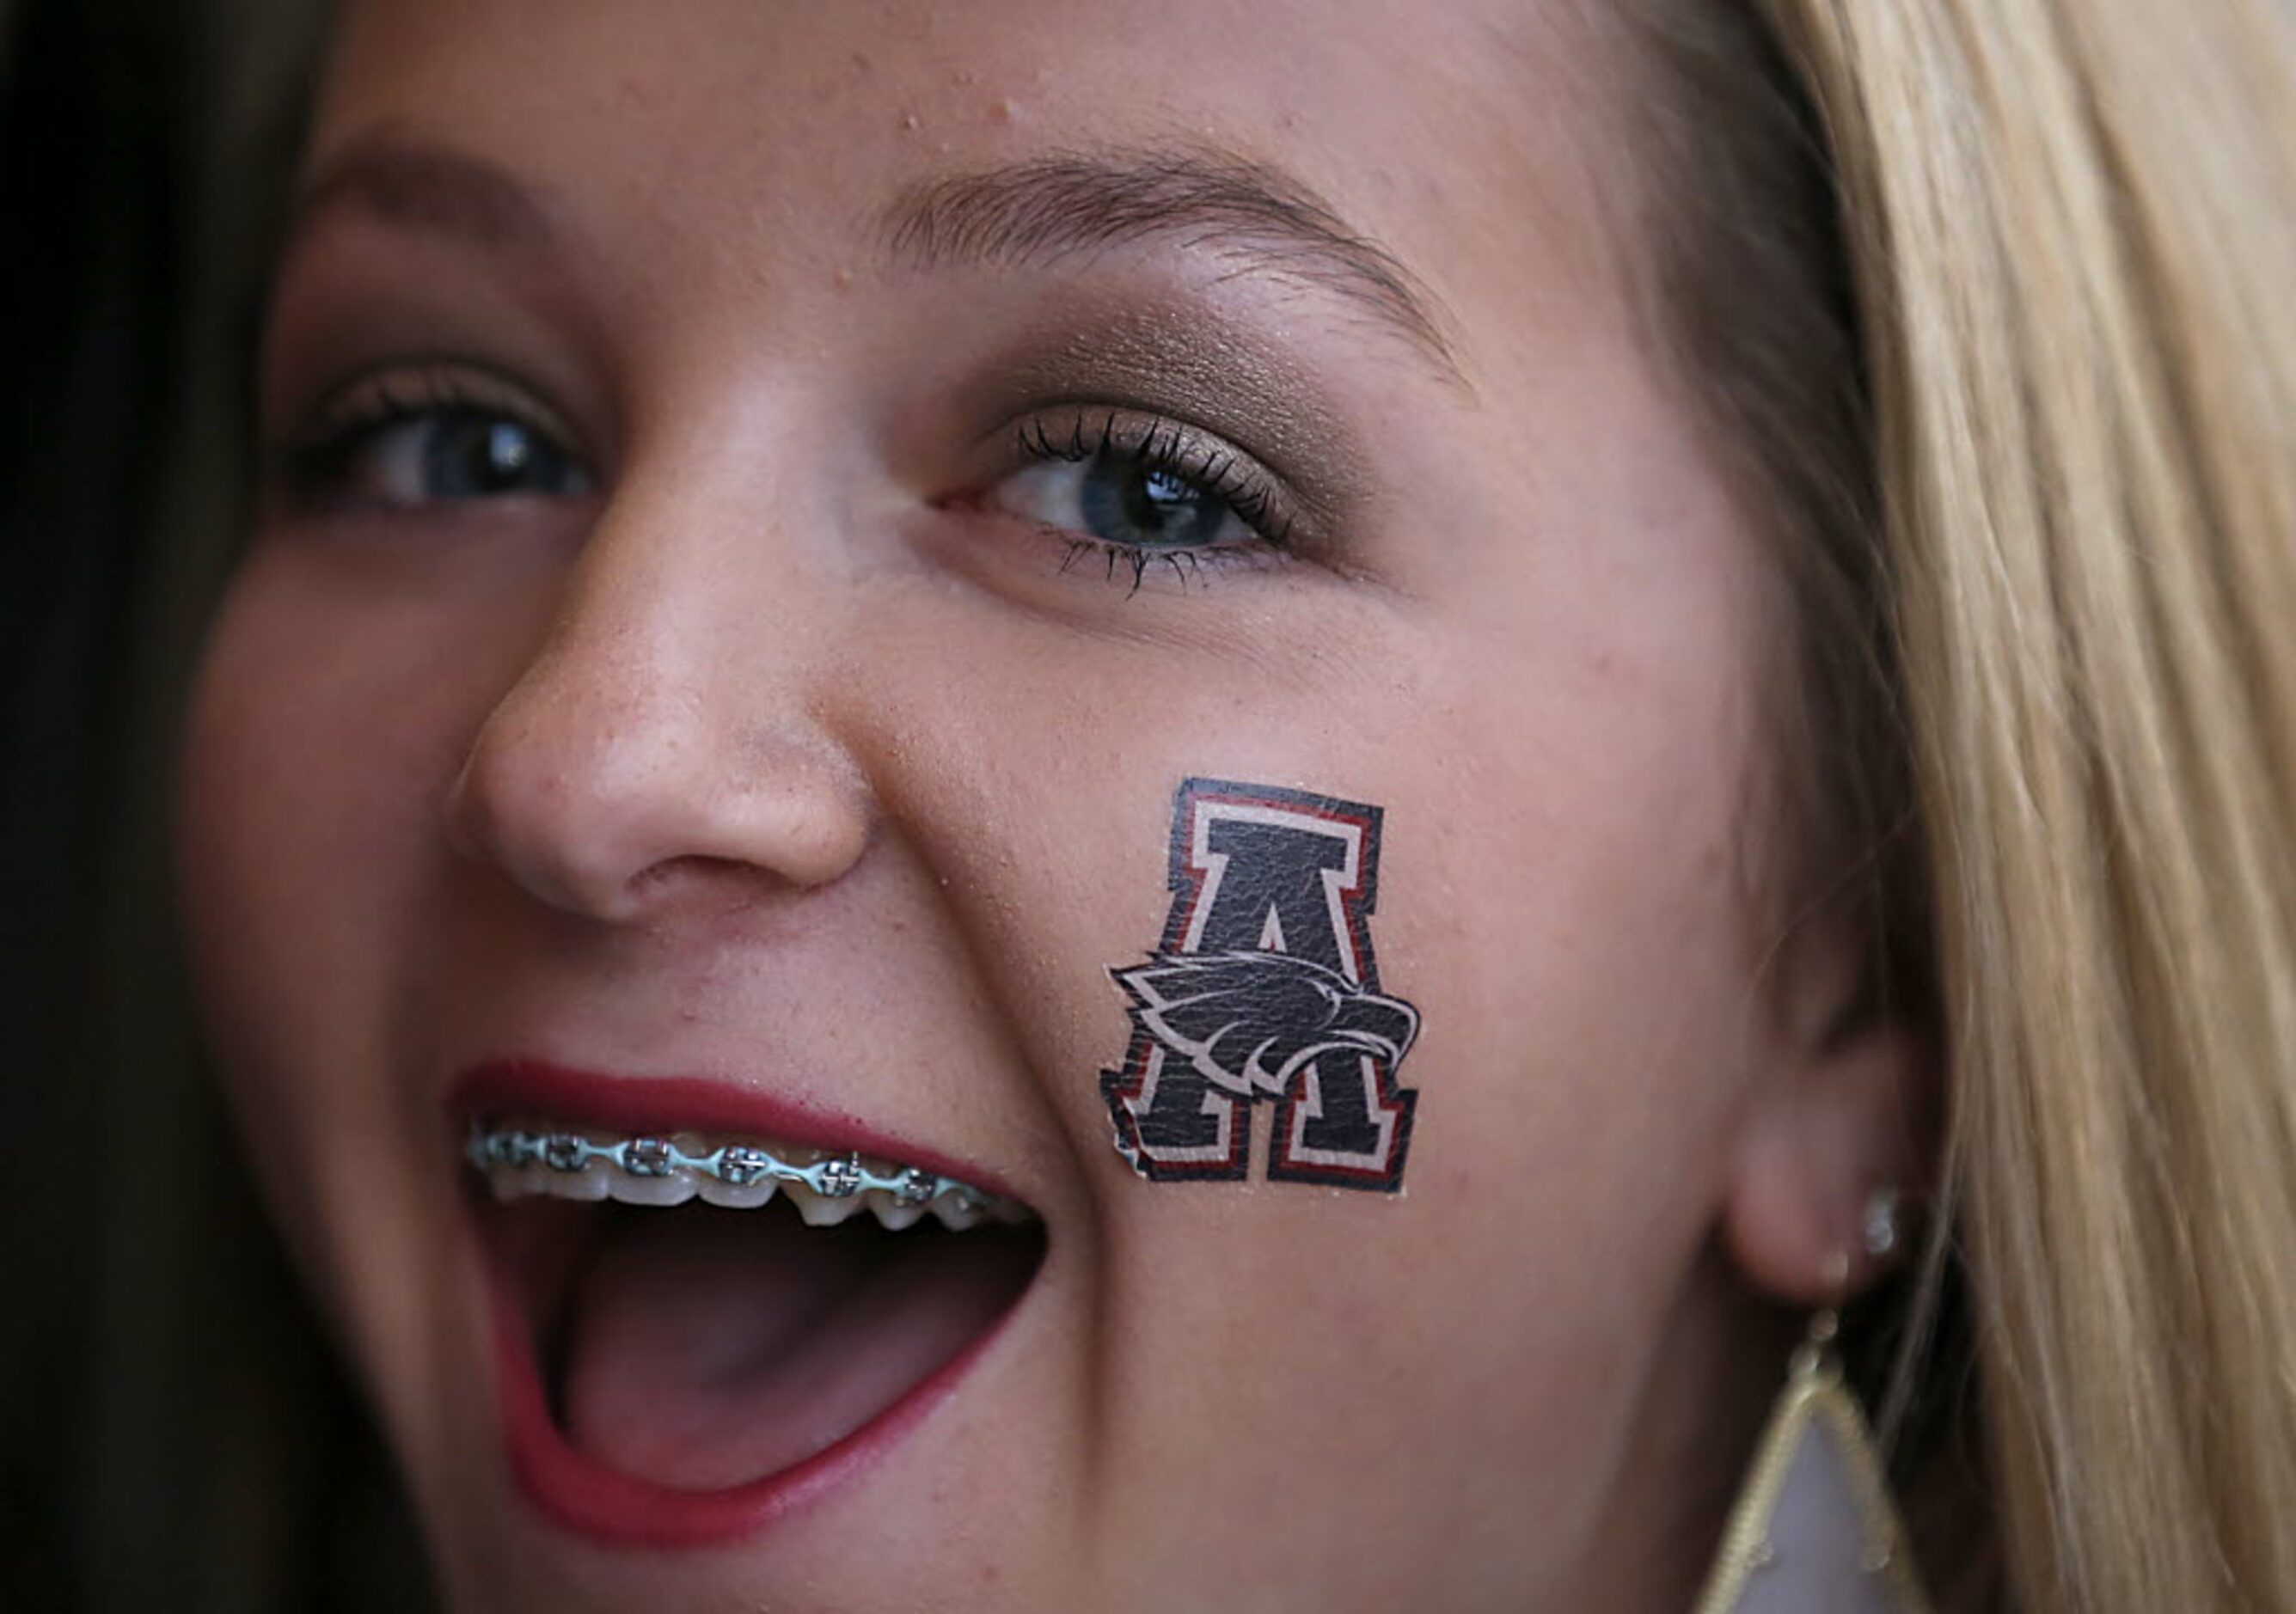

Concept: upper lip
[[447, 1057, 1027, 1204]]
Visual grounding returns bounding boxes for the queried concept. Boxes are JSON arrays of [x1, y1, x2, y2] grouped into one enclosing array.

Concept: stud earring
[[1863, 1187, 1903, 1261], [1692, 1275, 1934, 1613]]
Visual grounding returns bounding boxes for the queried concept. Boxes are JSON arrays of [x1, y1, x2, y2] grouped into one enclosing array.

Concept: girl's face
[[182, 1, 1899, 1606]]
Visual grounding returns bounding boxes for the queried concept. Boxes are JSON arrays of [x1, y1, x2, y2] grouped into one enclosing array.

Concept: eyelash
[[276, 365, 588, 512], [1002, 409, 1300, 589]]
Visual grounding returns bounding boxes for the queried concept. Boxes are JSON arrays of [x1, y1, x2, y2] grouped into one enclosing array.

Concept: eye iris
[[1080, 453, 1227, 549], [425, 412, 565, 499]]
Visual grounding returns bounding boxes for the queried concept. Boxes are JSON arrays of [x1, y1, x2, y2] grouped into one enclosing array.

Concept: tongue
[[560, 1204, 1034, 1491]]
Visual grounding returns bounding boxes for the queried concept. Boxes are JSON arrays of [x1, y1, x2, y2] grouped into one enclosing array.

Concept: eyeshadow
[[970, 301, 1379, 524]]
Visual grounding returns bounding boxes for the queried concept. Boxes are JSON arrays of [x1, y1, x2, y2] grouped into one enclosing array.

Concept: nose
[[444, 517, 872, 923]]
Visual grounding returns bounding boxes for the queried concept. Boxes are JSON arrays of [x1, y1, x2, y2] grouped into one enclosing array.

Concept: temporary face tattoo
[[1103, 778, 1422, 1190]]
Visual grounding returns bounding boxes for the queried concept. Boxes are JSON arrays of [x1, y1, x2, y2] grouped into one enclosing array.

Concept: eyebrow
[[287, 132, 560, 257], [283, 138, 1464, 384], [883, 150, 1464, 382]]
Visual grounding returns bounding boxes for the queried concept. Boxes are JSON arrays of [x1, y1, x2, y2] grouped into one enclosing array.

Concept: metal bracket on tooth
[[465, 1123, 984, 1213]]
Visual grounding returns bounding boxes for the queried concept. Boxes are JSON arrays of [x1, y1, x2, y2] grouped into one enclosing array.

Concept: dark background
[[0, 2, 432, 1606]]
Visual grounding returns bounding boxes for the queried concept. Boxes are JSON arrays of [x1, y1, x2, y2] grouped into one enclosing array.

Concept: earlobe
[[1721, 1006, 1935, 1306]]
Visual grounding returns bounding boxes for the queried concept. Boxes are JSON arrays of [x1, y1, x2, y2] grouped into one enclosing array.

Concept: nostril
[[621, 853, 787, 914]]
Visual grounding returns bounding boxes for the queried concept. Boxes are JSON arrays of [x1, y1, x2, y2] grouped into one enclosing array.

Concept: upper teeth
[[464, 1122, 1029, 1231]]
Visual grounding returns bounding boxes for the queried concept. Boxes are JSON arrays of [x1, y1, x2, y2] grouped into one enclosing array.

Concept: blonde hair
[[1634, 0, 2296, 1606]]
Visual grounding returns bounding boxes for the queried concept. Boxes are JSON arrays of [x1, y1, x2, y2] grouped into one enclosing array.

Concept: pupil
[[1129, 469, 1195, 533], [429, 413, 542, 498], [1081, 453, 1224, 549]]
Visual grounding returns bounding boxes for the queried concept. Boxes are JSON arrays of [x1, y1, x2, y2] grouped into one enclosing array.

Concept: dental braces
[[464, 1123, 983, 1212]]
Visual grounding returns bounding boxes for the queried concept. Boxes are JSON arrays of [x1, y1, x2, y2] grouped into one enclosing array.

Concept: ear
[[1720, 905, 1938, 1305]]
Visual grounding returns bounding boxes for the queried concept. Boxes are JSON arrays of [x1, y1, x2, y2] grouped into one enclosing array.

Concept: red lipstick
[[454, 1058, 1041, 1550]]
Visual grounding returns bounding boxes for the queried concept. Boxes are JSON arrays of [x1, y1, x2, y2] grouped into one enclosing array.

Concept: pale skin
[[177, 1, 1927, 1608]]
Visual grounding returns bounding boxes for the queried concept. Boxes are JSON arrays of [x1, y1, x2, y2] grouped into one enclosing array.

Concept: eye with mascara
[[983, 411, 1301, 589]]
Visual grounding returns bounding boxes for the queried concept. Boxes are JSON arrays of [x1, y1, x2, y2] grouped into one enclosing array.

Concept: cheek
[[1393, 403, 1781, 1252], [1406, 647, 1766, 1207], [827, 508, 1773, 1550], [175, 549, 505, 1244], [1390, 645, 1763, 1351]]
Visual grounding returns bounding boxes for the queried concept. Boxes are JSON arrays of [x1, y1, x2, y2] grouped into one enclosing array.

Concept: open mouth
[[462, 1106, 1046, 1545]]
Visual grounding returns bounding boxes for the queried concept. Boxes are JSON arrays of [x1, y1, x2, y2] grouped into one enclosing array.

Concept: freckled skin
[[178, 1, 1834, 1609]]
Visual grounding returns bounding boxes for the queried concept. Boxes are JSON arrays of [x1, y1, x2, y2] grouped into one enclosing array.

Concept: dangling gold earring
[[1693, 1246, 1934, 1614]]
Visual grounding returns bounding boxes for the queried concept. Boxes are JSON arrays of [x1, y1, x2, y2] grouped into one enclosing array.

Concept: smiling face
[[177, 0, 1905, 1607]]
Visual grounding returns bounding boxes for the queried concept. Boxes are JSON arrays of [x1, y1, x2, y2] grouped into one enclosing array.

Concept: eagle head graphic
[[1113, 949, 1422, 1099]]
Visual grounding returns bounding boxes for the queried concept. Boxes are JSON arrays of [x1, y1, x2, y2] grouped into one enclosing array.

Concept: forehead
[[315, 0, 1638, 384]]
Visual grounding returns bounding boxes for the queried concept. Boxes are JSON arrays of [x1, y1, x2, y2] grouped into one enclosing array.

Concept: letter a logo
[[1102, 778, 1421, 1191]]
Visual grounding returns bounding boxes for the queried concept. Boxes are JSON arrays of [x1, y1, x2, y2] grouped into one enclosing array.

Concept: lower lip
[[479, 1221, 1018, 1549]]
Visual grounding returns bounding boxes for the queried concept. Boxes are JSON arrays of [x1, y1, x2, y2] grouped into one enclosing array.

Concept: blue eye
[[322, 409, 591, 507], [285, 374, 595, 512], [401, 411, 587, 502], [1003, 449, 1254, 553], [989, 415, 1293, 579], [1081, 458, 1242, 550]]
